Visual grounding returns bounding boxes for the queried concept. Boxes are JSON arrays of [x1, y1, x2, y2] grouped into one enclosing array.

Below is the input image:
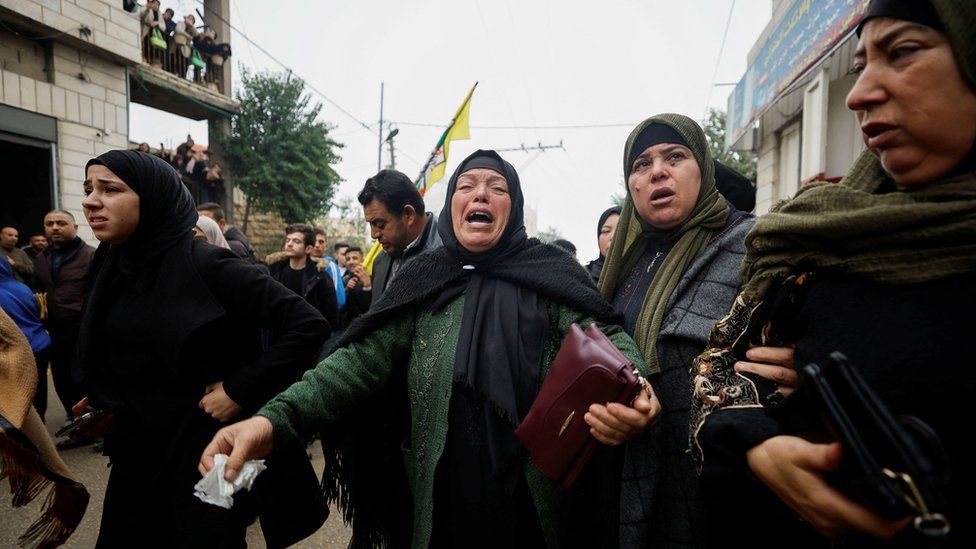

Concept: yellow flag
[[363, 83, 477, 274], [416, 82, 477, 195]]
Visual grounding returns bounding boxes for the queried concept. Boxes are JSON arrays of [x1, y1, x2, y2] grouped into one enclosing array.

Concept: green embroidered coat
[[258, 294, 646, 548]]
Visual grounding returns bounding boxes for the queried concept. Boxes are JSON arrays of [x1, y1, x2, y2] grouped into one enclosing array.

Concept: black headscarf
[[714, 160, 756, 212], [84, 150, 198, 269], [596, 206, 622, 251], [586, 206, 622, 284], [857, 0, 944, 36]]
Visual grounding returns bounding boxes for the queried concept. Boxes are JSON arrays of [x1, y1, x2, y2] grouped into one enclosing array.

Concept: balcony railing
[[141, 29, 229, 96]]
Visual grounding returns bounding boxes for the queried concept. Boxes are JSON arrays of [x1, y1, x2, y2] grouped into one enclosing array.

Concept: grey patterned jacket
[[620, 211, 754, 549]]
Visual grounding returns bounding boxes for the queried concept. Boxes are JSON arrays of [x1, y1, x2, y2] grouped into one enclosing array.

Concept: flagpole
[[414, 81, 479, 193]]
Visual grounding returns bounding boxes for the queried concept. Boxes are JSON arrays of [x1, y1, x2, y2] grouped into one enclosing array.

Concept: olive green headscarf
[[599, 113, 730, 374], [739, 0, 976, 300]]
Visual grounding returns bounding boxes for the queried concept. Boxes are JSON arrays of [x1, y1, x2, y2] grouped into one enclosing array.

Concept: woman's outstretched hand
[[747, 435, 911, 539], [584, 387, 661, 446], [198, 416, 275, 482]]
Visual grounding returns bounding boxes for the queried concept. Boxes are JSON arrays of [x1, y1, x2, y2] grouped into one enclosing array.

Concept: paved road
[[1, 374, 352, 548]]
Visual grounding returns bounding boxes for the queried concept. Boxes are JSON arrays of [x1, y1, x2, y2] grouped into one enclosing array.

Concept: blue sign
[[726, 0, 869, 148]]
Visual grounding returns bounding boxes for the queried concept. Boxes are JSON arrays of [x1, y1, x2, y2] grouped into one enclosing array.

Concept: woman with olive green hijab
[[691, 0, 976, 543], [601, 113, 755, 547]]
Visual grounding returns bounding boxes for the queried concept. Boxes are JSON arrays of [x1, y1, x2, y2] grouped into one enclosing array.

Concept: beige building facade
[[0, 0, 236, 245], [728, 0, 870, 215]]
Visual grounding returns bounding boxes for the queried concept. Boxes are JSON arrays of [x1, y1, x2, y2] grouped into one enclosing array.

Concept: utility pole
[[385, 124, 399, 170], [377, 82, 384, 172]]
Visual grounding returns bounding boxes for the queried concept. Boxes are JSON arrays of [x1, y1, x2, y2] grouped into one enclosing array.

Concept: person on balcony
[[172, 14, 198, 78], [139, 0, 165, 68]]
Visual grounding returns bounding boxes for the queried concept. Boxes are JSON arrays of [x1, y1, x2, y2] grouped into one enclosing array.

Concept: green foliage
[[704, 108, 757, 182], [220, 69, 343, 224]]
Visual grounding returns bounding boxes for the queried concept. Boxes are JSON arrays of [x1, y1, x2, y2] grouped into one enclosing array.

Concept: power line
[[493, 141, 565, 153], [703, 0, 737, 119], [395, 121, 633, 130], [187, 0, 420, 165], [187, 0, 373, 134]]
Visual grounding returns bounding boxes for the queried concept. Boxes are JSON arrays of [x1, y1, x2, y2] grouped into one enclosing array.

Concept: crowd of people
[[0, 1, 973, 547], [135, 135, 225, 205], [136, 0, 232, 91]]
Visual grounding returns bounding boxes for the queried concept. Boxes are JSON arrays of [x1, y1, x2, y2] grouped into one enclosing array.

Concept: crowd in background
[[135, 135, 225, 205]]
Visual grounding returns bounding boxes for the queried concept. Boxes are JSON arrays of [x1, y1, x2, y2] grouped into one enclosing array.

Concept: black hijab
[[85, 150, 198, 270], [586, 206, 622, 284]]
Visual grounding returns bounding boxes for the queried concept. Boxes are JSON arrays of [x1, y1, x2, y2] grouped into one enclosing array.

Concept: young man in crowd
[[1, 226, 34, 284], [268, 224, 339, 331], [22, 234, 49, 260], [340, 246, 372, 328], [310, 227, 346, 313], [358, 170, 441, 305], [32, 210, 96, 440], [196, 202, 258, 262], [332, 242, 350, 277]]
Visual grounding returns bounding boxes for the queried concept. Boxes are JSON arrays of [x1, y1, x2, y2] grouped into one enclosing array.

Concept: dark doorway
[[0, 138, 53, 246]]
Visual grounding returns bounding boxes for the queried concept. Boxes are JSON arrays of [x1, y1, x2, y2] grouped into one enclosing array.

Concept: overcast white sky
[[130, 0, 772, 262]]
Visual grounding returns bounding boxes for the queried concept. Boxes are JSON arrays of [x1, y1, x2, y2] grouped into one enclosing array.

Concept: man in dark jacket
[[268, 224, 339, 330], [358, 170, 442, 306], [32, 209, 95, 423], [196, 202, 259, 262]]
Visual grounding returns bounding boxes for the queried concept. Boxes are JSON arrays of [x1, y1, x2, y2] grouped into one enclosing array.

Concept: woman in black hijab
[[74, 150, 330, 548], [200, 150, 661, 548], [586, 205, 621, 284]]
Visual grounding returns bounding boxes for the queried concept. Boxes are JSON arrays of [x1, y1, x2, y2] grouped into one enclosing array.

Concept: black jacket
[[75, 237, 331, 547], [33, 237, 96, 327], [371, 212, 442, 307], [224, 226, 258, 262], [269, 256, 340, 331]]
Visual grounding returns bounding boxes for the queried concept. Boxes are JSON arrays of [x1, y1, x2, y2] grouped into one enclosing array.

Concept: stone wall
[[0, 0, 142, 63], [230, 190, 370, 259]]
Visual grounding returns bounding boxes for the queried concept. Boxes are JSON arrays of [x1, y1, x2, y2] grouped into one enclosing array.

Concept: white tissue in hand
[[194, 453, 267, 509]]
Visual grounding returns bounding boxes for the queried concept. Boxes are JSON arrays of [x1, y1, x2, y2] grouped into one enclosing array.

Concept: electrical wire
[[703, 0, 737, 119], [395, 121, 633, 130], [186, 0, 422, 166]]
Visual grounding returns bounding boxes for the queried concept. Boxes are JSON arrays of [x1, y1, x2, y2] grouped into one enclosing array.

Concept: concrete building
[[0, 0, 237, 244], [727, 0, 870, 215]]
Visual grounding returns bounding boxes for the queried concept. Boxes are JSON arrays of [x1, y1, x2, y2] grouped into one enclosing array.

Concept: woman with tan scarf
[[0, 308, 89, 548]]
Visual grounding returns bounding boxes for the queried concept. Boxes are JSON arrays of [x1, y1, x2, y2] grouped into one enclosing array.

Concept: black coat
[[223, 225, 258, 262], [75, 237, 331, 548], [268, 257, 339, 330], [33, 237, 96, 327]]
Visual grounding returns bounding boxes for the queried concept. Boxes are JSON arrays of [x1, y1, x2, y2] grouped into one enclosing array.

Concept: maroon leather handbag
[[515, 323, 646, 487]]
